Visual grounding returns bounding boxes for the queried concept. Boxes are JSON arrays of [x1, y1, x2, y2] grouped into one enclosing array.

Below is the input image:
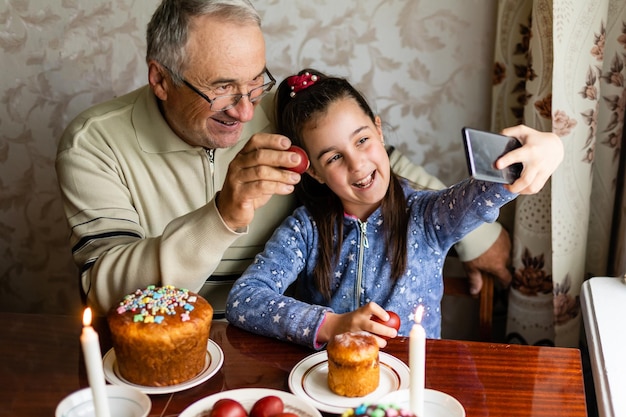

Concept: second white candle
[[80, 307, 111, 417], [409, 305, 425, 417]]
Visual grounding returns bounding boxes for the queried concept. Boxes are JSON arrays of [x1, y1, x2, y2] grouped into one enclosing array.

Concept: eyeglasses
[[181, 68, 276, 112]]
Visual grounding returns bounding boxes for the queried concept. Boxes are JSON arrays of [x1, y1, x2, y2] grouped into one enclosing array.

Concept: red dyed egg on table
[[209, 399, 247, 417], [249, 395, 284, 417]]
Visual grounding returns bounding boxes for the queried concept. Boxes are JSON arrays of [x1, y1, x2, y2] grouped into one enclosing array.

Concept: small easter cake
[[341, 403, 416, 417], [107, 285, 213, 387], [327, 331, 380, 397]]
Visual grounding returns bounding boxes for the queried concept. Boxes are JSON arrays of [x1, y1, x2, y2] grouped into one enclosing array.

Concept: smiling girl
[[225, 69, 563, 349]]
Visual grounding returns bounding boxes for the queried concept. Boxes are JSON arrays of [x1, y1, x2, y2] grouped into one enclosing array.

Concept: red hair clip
[[287, 72, 318, 97]]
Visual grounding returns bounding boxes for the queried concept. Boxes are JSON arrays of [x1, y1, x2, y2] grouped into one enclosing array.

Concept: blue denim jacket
[[226, 179, 515, 348]]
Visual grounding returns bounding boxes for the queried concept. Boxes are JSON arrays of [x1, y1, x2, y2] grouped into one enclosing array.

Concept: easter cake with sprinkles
[[107, 285, 213, 387]]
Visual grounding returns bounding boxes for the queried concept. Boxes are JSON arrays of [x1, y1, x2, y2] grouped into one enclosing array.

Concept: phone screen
[[462, 127, 522, 184]]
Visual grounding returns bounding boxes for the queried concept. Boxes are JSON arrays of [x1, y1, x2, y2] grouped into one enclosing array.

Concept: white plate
[[288, 351, 410, 414], [103, 339, 224, 394], [179, 388, 323, 417], [379, 388, 465, 417]]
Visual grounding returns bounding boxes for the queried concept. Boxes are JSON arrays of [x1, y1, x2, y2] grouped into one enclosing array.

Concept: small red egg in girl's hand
[[287, 146, 310, 174], [372, 311, 401, 337]]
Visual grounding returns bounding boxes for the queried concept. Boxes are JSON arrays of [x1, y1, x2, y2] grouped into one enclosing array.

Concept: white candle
[[409, 305, 425, 417], [80, 308, 111, 417]]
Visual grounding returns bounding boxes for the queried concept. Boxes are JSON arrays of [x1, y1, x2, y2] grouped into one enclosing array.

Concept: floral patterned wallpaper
[[0, 0, 497, 314]]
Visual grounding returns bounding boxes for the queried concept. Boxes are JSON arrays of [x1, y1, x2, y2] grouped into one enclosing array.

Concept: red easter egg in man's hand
[[372, 310, 401, 337], [287, 145, 310, 174]]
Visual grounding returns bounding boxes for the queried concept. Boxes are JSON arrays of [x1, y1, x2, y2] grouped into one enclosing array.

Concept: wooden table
[[0, 312, 587, 417]]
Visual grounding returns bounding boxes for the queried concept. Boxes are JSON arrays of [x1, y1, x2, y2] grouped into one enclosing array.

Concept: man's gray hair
[[146, 0, 261, 83]]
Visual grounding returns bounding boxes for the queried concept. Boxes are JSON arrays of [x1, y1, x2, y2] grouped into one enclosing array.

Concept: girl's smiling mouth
[[353, 171, 376, 188]]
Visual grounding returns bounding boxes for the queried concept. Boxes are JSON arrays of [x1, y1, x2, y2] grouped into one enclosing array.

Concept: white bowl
[[55, 385, 151, 417], [378, 388, 465, 417]]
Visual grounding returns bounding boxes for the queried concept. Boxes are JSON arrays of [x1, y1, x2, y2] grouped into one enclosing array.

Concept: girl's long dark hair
[[275, 69, 409, 300]]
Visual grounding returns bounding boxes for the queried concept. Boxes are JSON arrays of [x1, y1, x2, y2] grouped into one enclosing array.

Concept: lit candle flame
[[83, 307, 93, 327], [414, 304, 424, 324]]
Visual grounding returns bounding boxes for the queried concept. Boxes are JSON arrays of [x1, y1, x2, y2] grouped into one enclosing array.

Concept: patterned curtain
[[491, 0, 626, 347]]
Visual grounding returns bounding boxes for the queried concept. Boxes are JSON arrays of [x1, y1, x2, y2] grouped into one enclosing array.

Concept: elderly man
[[56, 0, 509, 316]]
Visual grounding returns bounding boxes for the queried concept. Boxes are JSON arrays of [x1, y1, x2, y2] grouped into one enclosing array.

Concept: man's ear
[[148, 60, 170, 101]]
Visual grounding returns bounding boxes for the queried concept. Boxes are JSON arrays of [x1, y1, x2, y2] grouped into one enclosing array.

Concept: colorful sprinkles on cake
[[116, 285, 197, 323], [342, 404, 415, 417]]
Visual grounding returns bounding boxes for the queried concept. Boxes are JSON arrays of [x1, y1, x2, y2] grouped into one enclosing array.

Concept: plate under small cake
[[288, 351, 410, 414]]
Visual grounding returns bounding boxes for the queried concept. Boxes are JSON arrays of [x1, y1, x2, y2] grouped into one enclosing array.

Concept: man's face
[[159, 16, 267, 149]]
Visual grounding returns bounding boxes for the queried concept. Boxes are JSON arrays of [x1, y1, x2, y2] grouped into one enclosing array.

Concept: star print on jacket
[[225, 178, 515, 349]]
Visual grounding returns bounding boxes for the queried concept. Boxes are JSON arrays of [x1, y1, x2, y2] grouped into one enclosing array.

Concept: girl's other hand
[[496, 124, 564, 195], [317, 302, 397, 348]]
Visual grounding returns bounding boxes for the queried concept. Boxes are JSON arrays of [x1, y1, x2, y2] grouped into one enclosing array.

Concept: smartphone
[[462, 127, 523, 184]]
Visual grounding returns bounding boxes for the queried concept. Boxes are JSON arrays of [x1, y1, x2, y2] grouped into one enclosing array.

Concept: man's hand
[[216, 133, 306, 231], [462, 228, 512, 295]]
